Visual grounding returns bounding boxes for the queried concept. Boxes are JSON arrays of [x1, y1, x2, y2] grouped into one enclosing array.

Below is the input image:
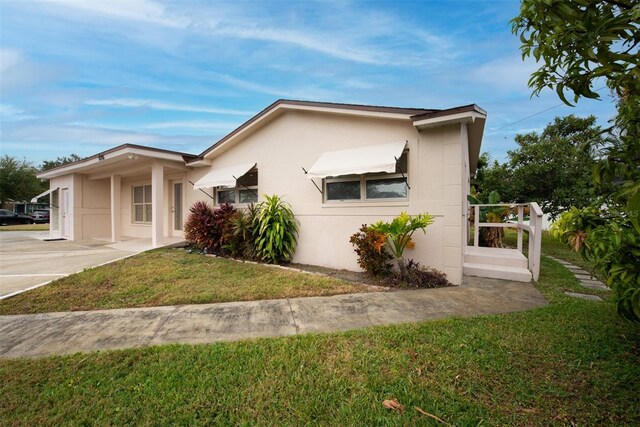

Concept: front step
[[463, 262, 533, 282], [464, 246, 528, 269]]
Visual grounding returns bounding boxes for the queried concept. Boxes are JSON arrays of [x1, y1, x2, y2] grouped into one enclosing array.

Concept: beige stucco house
[[38, 99, 542, 285]]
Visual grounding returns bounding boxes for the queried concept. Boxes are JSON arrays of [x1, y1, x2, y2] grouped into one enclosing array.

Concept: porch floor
[[106, 237, 185, 252]]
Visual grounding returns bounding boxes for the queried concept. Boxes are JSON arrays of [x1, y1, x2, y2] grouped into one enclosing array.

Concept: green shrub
[[349, 225, 393, 277], [369, 212, 433, 282], [254, 195, 298, 264], [224, 204, 259, 260]]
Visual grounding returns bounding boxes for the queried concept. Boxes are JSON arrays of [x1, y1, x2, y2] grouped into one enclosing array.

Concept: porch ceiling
[[83, 156, 186, 180]]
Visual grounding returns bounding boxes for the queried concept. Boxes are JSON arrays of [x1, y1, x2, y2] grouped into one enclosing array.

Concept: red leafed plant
[[184, 201, 236, 253]]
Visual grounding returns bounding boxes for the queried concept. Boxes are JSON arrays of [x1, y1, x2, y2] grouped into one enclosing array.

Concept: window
[[216, 169, 259, 205], [133, 185, 152, 223], [324, 151, 408, 202]]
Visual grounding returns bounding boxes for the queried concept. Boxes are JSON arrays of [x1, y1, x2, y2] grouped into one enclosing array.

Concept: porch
[[463, 202, 543, 283]]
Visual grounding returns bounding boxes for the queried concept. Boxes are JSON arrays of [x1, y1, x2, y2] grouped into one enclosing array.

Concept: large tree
[[512, 0, 640, 321], [0, 156, 45, 207]]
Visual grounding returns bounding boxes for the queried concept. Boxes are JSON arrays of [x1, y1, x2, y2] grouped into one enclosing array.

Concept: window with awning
[[193, 163, 258, 205], [306, 140, 406, 179], [306, 141, 409, 202]]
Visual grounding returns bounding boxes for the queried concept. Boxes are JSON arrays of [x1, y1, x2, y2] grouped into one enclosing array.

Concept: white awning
[[31, 187, 57, 203], [192, 163, 255, 190], [306, 140, 407, 179]]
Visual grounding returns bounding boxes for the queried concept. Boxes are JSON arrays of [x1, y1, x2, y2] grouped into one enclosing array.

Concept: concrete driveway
[[0, 231, 138, 298]]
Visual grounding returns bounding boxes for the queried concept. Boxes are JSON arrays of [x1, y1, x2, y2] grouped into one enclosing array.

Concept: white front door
[[61, 187, 70, 239], [171, 181, 184, 234]]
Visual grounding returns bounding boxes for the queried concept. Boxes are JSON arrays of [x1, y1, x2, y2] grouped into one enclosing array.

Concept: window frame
[[132, 184, 152, 224], [323, 150, 409, 204]]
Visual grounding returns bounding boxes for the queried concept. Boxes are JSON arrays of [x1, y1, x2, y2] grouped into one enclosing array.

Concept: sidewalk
[[0, 277, 547, 358]]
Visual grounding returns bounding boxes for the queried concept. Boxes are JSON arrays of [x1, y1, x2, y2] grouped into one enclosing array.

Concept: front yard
[[1, 253, 639, 425], [0, 223, 49, 232], [0, 250, 374, 315]]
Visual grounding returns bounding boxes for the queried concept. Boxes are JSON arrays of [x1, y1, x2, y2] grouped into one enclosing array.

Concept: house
[[37, 99, 542, 285]]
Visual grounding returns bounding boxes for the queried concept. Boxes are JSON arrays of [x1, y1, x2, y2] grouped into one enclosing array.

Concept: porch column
[[151, 162, 164, 247], [110, 174, 121, 242]]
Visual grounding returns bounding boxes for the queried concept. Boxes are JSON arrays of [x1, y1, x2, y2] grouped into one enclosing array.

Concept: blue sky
[[0, 0, 616, 165]]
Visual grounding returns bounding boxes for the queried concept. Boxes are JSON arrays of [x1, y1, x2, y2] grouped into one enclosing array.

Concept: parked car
[[31, 210, 50, 223], [0, 209, 35, 226]]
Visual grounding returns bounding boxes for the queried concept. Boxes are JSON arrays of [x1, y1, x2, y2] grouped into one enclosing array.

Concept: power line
[[486, 86, 608, 135]]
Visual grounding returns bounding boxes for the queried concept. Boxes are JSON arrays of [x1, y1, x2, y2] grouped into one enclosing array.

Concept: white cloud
[[85, 98, 253, 115], [43, 0, 188, 28], [468, 56, 539, 93], [0, 49, 23, 72], [144, 120, 240, 131], [0, 104, 35, 121]]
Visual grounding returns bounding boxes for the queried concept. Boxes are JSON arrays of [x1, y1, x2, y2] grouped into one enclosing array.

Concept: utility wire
[[486, 86, 608, 135]]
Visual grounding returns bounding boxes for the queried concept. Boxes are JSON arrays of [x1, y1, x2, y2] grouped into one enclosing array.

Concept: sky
[[0, 0, 617, 166]]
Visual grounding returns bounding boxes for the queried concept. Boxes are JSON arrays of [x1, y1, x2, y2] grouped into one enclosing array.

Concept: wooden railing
[[469, 202, 543, 281]]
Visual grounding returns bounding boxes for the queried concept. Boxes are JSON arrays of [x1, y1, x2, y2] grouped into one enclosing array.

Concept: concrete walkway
[[547, 256, 610, 301], [0, 277, 547, 359]]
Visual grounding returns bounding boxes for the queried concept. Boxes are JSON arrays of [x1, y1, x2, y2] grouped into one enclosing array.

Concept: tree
[[513, 0, 640, 321], [41, 154, 82, 172], [0, 155, 45, 207]]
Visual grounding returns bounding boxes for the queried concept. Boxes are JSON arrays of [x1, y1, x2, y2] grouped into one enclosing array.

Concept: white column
[[110, 174, 121, 243], [151, 162, 164, 247]]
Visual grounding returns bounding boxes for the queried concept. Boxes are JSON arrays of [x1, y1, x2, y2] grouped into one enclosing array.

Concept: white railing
[[470, 202, 543, 281]]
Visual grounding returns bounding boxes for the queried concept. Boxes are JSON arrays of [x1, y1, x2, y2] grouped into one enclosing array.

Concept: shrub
[[349, 225, 393, 277], [369, 212, 433, 282], [254, 195, 298, 264], [184, 201, 216, 251], [387, 259, 451, 289], [223, 204, 259, 259], [210, 203, 236, 255], [184, 201, 236, 254]]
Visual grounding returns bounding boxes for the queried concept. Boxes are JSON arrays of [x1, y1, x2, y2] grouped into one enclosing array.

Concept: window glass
[[239, 189, 258, 204], [144, 185, 152, 203], [218, 189, 236, 204], [134, 205, 144, 222], [145, 205, 152, 222], [326, 181, 361, 200], [366, 178, 407, 199], [133, 186, 144, 203]]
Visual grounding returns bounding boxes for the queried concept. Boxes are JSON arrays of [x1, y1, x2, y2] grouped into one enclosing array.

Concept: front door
[[171, 182, 183, 234], [61, 187, 70, 239]]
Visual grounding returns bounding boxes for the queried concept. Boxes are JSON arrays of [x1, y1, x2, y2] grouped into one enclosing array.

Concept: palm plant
[[254, 194, 299, 264], [369, 212, 433, 282]]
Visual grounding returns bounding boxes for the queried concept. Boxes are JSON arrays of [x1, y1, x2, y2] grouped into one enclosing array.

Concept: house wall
[[49, 174, 74, 239], [185, 110, 466, 284]]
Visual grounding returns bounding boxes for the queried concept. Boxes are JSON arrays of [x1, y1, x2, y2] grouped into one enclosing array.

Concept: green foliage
[[224, 204, 259, 259], [467, 191, 510, 248], [349, 225, 393, 277], [254, 194, 299, 264], [40, 154, 83, 172], [184, 201, 236, 254], [513, 0, 640, 321], [369, 212, 433, 281], [551, 206, 640, 322], [0, 155, 46, 206], [473, 115, 606, 219], [511, 0, 639, 105]]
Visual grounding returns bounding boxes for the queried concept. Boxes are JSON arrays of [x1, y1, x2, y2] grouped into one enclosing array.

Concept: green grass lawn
[[0, 223, 49, 231], [1, 238, 639, 424], [0, 250, 374, 315]]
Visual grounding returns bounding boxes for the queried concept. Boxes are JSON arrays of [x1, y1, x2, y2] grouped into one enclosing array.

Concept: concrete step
[[463, 262, 532, 283], [463, 247, 528, 269]]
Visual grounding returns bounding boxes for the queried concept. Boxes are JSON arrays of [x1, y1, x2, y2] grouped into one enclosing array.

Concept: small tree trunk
[[397, 257, 409, 282]]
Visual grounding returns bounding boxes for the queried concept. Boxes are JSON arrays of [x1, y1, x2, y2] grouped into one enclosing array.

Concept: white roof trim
[[31, 187, 58, 203], [193, 163, 256, 190], [413, 111, 486, 129], [37, 147, 187, 179], [306, 141, 406, 179]]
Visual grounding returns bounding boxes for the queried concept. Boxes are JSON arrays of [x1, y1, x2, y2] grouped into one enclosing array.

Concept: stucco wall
[[185, 110, 466, 284]]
